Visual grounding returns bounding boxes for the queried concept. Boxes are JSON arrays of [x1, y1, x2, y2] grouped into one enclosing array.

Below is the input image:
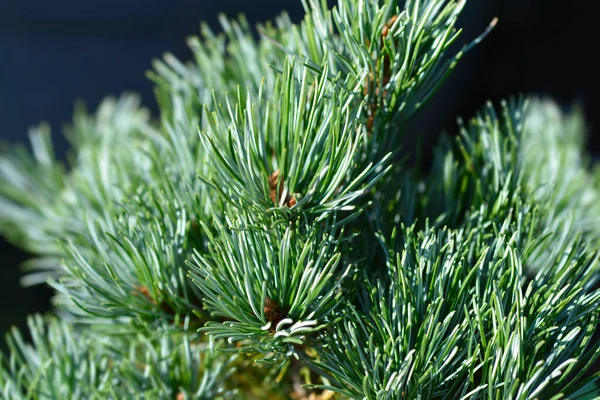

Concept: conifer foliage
[[1, 0, 599, 398]]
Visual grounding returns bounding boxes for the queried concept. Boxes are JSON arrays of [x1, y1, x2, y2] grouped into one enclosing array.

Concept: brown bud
[[264, 297, 288, 331], [132, 285, 155, 304], [382, 15, 398, 39], [268, 169, 280, 192], [132, 285, 178, 316], [268, 169, 297, 207], [382, 24, 390, 39], [363, 15, 399, 137], [268, 169, 281, 204]]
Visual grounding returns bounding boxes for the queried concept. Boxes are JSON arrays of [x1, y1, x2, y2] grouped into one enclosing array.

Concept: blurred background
[[0, 0, 597, 348]]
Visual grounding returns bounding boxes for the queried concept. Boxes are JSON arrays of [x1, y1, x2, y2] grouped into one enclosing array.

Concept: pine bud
[[268, 169, 297, 207]]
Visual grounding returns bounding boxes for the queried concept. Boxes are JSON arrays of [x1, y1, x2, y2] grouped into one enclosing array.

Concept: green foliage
[[309, 98, 600, 399], [199, 59, 390, 218], [0, 315, 235, 399], [190, 211, 352, 363], [51, 187, 206, 327], [0, 96, 155, 285], [1, 0, 599, 398]]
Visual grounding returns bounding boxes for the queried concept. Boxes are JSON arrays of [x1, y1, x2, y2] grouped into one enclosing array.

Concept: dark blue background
[[1, 0, 597, 349]]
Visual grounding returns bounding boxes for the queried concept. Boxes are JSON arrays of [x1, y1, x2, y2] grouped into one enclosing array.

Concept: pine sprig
[[189, 211, 352, 363], [200, 58, 391, 218], [50, 187, 206, 327]]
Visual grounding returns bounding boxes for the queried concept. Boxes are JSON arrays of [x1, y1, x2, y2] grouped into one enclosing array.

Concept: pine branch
[[199, 58, 391, 219], [1, 0, 599, 398], [189, 210, 352, 363]]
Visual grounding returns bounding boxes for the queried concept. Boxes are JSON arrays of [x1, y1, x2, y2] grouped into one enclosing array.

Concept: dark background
[[0, 0, 597, 347]]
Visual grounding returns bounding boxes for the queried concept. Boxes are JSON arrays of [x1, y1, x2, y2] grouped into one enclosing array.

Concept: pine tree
[[1, 0, 599, 398]]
